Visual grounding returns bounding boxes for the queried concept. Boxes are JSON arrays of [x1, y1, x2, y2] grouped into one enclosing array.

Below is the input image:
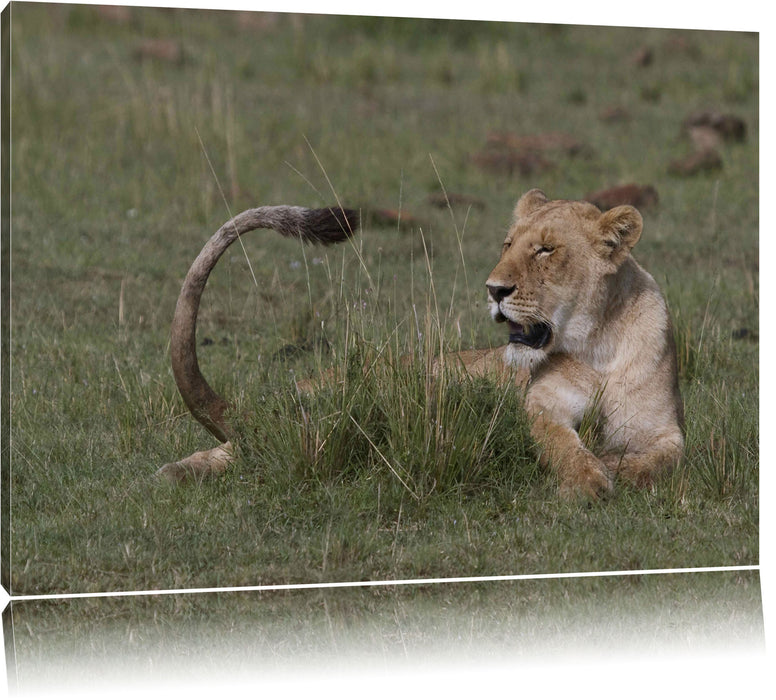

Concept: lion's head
[[486, 189, 644, 368]]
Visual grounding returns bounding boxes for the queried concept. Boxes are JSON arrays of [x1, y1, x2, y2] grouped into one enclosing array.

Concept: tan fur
[[159, 190, 683, 499], [475, 189, 684, 498]]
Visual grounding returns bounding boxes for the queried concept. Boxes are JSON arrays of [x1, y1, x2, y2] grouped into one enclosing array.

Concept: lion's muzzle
[[486, 284, 552, 349], [507, 320, 552, 349]]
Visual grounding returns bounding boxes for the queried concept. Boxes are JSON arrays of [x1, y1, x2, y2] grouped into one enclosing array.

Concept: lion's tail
[[170, 205, 359, 441]]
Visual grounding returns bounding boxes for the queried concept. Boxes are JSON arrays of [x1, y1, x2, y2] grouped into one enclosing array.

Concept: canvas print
[[0, 1, 762, 694]]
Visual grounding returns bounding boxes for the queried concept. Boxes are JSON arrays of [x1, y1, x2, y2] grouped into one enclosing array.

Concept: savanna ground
[[1, 3, 761, 682]]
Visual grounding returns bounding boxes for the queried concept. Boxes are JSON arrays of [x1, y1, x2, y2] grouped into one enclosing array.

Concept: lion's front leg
[[525, 363, 612, 500], [157, 441, 235, 484], [529, 410, 613, 500]]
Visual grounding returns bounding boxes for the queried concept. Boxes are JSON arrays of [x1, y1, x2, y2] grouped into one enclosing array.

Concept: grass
[[5, 3, 758, 610]]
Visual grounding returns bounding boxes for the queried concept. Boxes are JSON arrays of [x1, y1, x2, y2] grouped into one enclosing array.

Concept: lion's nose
[[486, 283, 516, 303]]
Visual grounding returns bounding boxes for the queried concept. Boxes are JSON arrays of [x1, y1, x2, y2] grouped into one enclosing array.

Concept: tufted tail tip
[[305, 206, 360, 244]]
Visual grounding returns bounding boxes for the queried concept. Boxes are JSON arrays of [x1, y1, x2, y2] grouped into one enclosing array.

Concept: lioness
[[159, 189, 684, 499]]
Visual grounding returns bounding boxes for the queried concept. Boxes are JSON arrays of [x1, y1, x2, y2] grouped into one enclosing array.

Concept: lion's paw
[[602, 452, 666, 490], [156, 461, 197, 484], [156, 443, 234, 485], [558, 455, 613, 501]]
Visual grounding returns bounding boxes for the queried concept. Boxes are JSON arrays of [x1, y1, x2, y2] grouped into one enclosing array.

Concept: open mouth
[[507, 321, 552, 349]]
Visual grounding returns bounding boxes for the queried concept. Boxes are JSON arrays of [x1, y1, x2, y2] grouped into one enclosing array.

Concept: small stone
[[668, 149, 723, 176], [471, 148, 553, 177], [586, 184, 658, 210], [426, 193, 486, 210], [364, 208, 424, 230], [683, 111, 746, 142], [632, 46, 654, 67]]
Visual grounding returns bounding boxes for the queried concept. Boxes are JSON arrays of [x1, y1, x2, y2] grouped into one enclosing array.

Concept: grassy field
[[5, 2, 758, 611]]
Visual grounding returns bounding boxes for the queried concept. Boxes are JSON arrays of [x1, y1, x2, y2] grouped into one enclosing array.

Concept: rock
[[631, 46, 654, 67], [426, 193, 486, 210], [485, 131, 588, 157], [586, 184, 659, 210], [668, 149, 723, 176], [683, 111, 746, 142], [687, 125, 723, 152], [472, 131, 590, 178], [364, 208, 425, 230], [472, 148, 553, 177]]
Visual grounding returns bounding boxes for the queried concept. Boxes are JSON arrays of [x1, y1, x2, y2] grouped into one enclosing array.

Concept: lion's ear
[[596, 205, 643, 264], [513, 189, 548, 221]]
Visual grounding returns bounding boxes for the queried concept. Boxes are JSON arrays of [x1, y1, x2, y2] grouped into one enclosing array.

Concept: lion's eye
[[535, 244, 555, 256]]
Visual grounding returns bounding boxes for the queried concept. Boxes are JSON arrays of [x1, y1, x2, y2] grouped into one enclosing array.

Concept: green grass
[[6, 6, 758, 599]]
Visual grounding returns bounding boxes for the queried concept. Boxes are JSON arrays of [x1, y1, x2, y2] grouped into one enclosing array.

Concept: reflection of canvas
[[4, 572, 766, 694]]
